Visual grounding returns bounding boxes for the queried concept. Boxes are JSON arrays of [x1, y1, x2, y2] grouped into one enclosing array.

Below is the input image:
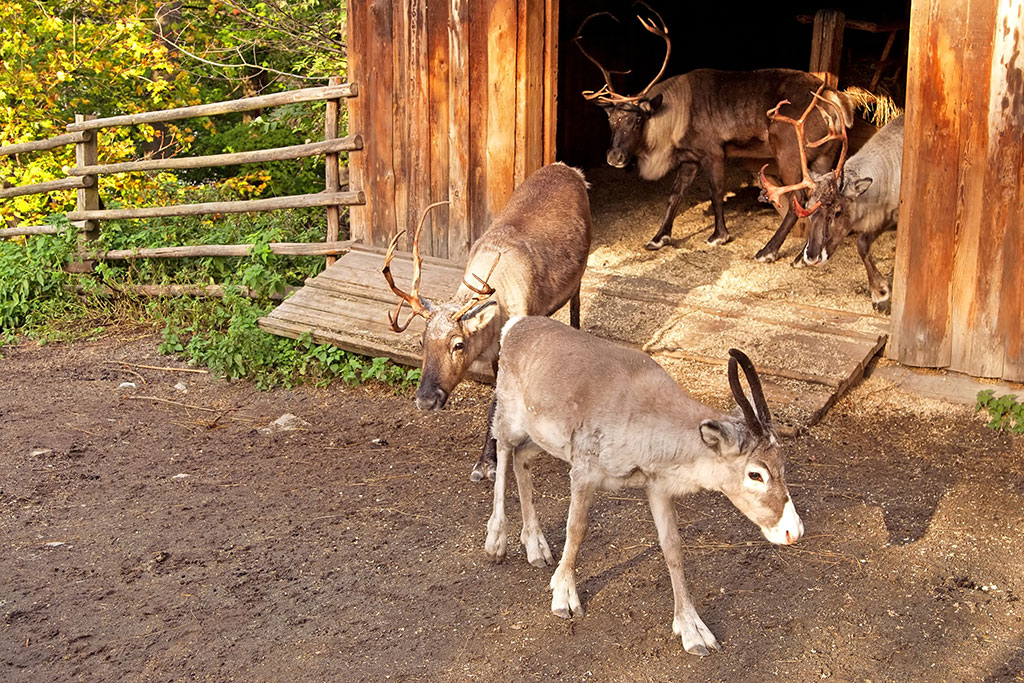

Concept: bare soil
[[3, 168, 1023, 681], [2, 326, 1023, 682]]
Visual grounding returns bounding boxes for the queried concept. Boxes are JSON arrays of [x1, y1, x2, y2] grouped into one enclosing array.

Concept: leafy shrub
[[975, 389, 1024, 434]]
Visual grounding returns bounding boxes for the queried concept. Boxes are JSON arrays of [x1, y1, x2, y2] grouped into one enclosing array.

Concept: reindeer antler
[[727, 348, 772, 437], [451, 253, 501, 321], [576, 4, 671, 106], [759, 85, 849, 218], [381, 201, 448, 332]]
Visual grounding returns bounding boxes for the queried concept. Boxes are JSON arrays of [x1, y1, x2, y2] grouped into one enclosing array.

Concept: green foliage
[[975, 390, 1024, 434], [0, 218, 80, 334], [156, 290, 420, 391]]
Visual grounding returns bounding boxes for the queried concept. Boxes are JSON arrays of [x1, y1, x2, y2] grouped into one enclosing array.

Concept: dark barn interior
[[557, 1, 912, 168]]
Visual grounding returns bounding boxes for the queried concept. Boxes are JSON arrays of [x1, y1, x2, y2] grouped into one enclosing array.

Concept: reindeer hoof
[[644, 237, 669, 250], [470, 460, 496, 483], [706, 232, 731, 246], [754, 248, 778, 263]]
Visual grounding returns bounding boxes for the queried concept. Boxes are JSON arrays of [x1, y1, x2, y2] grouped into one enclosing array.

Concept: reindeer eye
[[748, 471, 764, 483], [452, 341, 465, 352]]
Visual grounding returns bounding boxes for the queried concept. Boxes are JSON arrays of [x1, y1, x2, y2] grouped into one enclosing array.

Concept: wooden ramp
[[259, 246, 890, 433]]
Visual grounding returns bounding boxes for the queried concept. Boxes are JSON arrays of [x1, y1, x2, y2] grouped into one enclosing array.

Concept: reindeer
[[576, 8, 852, 261], [484, 316, 803, 656], [760, 95, 904, 313], [382, 163, 592, 482]]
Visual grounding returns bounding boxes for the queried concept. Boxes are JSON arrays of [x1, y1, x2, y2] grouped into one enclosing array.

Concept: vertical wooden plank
[[408, 0, 432, 250], [991, 0, 1024, 381], [324, 75, 342, 267], [948, 0, 996, 374], [888, 0, 966, 368], [392, 1, 410, 247], [347, 0, 367, 242], [467, 2, 489, 245], [543, 0, 559, 165], [448, 0, 472, 261], [367, 0, 396, 249], [809, 9, 845, 89], [74, 114, 100, 243], [488, 0, 517, 219], [514, 0, 545, 186], [428, 0, 450, 259]]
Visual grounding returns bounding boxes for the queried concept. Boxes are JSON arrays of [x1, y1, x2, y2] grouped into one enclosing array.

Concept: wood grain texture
[[427, 0, 451, 259], [448, 0, 471, 261], [347, 0, 367, 241]]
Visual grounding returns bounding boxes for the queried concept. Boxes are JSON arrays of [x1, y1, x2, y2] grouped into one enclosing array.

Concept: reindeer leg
[[569, 288, 581, 329], [701, 150, 731, 245], [550, 471, 597, 618], [484, 438, 513, 562], [757, 197, 801, 263], [647, 488, 721, 656], [513, 443, 553, 567], [858, 224, 896, 314], [645, 162, 698, 250], [470, 392, 499, 483]]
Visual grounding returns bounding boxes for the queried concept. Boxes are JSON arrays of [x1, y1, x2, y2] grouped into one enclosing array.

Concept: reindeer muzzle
[[760, 498, 804, 545], [606, 149, 630, 169], [415, 386, 448, 412]]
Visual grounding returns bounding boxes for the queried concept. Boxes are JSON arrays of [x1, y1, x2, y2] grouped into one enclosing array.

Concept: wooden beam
[[68, 136, 362, 176], [0, 131, 90, 157], [324, 76, 343, 267], [67, 191, 364, 221], [889, 0, 967, 368], [66, 84, 357, 131], [74, 114, 101, 242], [0, 175, 91, 199], [427, 0, 451, 259], [86, 241, 355, 260], [346, 0, 367, 243], [809, 9, 845, 89], [543, 0, 559, 164], [448, 0, 471, 260]]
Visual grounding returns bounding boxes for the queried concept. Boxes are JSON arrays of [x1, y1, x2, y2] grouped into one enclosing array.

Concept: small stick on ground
[[124, 395, 256, 422], [103, 360, 209, 374]]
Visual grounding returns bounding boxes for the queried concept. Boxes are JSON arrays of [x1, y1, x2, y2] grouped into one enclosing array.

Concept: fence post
[[324, 76, 342, 267], [66, 114, 101, 271]]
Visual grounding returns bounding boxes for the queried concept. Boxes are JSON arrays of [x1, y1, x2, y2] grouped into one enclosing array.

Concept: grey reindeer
[[484, 316, 803, 656]]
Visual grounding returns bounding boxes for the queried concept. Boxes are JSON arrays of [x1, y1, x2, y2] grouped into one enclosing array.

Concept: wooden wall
[[347, 0, 558, 263], [889, 0, 1023, 382]]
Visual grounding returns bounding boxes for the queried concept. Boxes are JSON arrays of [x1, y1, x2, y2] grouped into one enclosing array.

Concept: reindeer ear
[[700, 419, 738, 453], [459, 299, 499, 333], [844, 176, 872, 198], [642, 94, 663, 115]]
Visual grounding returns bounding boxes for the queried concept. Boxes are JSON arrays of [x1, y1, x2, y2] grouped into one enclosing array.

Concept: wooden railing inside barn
[[0, 78, 364, 285]]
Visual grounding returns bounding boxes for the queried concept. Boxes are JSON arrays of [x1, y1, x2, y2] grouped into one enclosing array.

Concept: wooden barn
[[261, 0, 1023, 425]]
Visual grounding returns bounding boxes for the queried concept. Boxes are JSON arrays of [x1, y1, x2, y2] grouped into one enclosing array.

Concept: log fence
[[0, 79, 363, 272]]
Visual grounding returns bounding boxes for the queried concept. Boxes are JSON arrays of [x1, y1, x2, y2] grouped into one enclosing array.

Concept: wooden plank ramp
[[259, 246, 890, 433]]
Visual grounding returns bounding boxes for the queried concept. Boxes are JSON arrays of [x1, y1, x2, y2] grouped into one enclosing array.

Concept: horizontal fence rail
[[86, 240, 355, 260], [0, 175, 92, 199], [67, 190, 364, 221], [68, 135, 363, 176], [66, 83, 358, 132], [0, 131, 91, 157]]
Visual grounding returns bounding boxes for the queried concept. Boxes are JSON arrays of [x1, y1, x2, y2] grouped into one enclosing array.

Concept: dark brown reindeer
[[577, 8, 853, 261], [382, 163, 592, 481]]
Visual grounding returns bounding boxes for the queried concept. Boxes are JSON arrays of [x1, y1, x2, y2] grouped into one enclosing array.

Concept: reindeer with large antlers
[[577, 6, 853, 261], [382, 163, 593, 481], [762, 100, 904, 312]]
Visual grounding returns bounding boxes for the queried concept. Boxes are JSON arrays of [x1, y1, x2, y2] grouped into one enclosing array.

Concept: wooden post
[[325, 76, 342, 267], [809, 9, 845, 88], [448, 0, 471, 261], [71, 114, 100, 272]]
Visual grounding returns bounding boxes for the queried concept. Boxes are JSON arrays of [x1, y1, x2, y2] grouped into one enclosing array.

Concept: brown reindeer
[[576, 8, 853, 262], [382, 163, 593, 481]]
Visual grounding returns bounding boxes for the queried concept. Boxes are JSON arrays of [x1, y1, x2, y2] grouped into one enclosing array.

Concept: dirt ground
[[3, 167, 1024, 682]]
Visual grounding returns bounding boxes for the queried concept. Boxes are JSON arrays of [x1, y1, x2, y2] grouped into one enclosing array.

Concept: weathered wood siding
[[347, 0, 558, 263], [889, 0, 1023, 382]]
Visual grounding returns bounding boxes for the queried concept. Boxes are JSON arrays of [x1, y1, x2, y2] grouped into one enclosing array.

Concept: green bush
[[975, 389, 1024, 434]]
